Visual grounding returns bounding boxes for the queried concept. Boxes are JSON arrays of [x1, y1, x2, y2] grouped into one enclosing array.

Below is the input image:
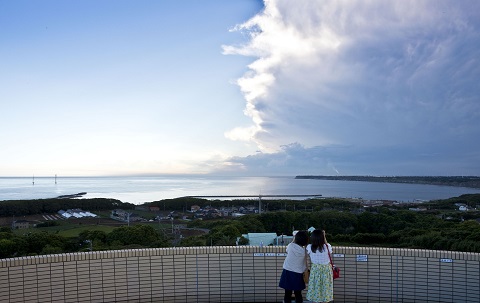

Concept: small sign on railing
[[333, 254, 345, 258], [440, 258, 453, 263], [253, 252, 286, 257], [356, 254, 368, 262]]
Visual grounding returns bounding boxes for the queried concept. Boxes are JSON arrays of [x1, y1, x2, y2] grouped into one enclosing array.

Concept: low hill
[[295, 175, 480, 189]]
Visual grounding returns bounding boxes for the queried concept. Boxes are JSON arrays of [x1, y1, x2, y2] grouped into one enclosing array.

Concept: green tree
[[0, 239, 16, 258], [237, 236, 249, 245], [0, 227, 12, 233], [307, 211, 357, 235], [106, 225, 169, 248], [356, 212, 396, 234], [259, 212, 296, 234], [237, 216, 266, 233], [79, 230, 107, 244], [21, 232, 68, 255], [208, 224, 242, 246], [41, 244, 64, 255], [179, 235, 207, 247], [215, 235, 236, 246], [351, 233, 386, 245]]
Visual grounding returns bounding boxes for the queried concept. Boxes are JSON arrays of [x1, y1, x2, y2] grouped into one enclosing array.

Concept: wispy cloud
[[220, 0, 480, 175]]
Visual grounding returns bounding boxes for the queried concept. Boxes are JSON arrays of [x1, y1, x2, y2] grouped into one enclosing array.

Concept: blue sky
[[1, 0, 480, 177]]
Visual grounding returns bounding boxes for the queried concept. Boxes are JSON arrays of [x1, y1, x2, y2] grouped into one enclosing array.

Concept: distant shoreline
[[295, 175, 480, 189], [2, 175, 479, 203]]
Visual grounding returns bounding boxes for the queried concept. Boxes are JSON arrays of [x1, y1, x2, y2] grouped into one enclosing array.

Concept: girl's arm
[[323, 230, 333, 253]]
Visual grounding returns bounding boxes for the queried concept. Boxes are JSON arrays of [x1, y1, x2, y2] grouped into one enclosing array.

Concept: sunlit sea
[[1, 176, 479, 205]]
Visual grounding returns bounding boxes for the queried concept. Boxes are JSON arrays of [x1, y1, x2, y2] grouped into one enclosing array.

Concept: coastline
[[295, 175, 480, 189], [2, 175, 480, 204]]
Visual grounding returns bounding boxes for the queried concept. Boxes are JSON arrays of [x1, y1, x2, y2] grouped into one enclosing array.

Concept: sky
[[1, 0, 479, 177]]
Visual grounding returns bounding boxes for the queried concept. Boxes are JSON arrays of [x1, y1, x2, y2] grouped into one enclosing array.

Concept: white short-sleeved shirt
[[306, 243, 332, 265]]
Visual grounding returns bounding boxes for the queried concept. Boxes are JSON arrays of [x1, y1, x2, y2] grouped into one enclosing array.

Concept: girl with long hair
[[306, 229, 334, 303]]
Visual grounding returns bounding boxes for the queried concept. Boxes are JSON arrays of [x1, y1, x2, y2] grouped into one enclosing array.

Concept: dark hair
[[294, 230, 309, 247], [310, 229, 326, 253]]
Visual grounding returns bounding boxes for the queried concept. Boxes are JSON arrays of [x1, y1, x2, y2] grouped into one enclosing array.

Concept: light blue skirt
[[306, 263, 334, 302]]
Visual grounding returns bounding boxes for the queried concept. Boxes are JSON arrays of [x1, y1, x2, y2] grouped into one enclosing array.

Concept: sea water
[[1, 175, 479, 205]]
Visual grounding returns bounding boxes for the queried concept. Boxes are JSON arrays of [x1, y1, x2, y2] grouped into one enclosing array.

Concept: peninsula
[[295, 175, 480, 189]]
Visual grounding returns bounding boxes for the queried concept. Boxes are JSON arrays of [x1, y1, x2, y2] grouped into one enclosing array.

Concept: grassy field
[[12, 219, 118, 236], [9, 214, 188, 237], [57, 225, 117, 237]]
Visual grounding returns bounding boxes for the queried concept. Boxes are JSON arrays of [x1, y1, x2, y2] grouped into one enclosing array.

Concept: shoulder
[[306, 244, 312, 253], [288, 243, 305, 255]]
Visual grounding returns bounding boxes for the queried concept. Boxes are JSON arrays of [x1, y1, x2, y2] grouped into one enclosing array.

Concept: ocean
[[1, 175, 479, 205]]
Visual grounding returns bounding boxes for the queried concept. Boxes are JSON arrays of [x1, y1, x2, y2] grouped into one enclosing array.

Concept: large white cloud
[[220, 0, 480, 175]]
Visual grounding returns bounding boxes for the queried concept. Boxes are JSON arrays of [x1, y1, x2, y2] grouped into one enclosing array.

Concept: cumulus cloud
[[221, 0, 480, 175]]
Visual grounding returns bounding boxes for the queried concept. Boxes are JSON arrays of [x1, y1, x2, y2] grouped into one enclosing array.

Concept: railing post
[[395, 255, 399, 303]]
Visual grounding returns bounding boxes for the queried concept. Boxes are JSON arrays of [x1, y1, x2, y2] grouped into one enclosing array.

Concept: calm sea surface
[[1, 176, 479, 205]]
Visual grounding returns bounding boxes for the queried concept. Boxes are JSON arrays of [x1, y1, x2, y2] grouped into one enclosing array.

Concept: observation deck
[[1, 246, 479, 302]]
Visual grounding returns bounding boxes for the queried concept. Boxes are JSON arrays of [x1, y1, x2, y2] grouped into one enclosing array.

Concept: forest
[[0, 194, 479, 258], [184, 194, 480, 252]]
